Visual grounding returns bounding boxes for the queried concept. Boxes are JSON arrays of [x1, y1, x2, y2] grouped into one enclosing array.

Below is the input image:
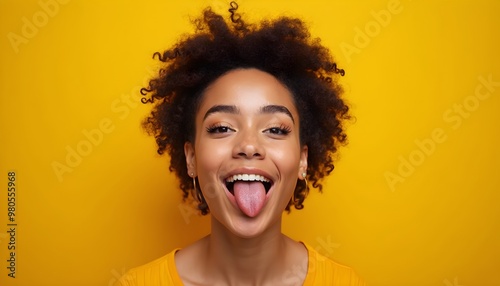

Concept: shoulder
[[302, 242, 366, 286], [113, 249, 181, 286]]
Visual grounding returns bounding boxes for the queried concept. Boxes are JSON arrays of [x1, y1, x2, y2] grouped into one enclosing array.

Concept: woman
[[117, 2, 364, 285]]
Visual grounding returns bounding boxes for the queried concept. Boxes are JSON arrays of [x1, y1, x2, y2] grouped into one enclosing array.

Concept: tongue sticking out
[[233, 181, 267, 217]]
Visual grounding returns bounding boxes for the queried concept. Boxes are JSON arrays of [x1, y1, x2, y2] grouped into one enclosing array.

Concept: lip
[[220, 167, 275, 214]]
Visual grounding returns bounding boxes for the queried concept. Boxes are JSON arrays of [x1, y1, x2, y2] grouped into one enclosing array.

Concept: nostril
[[236, 152, 262, 158], [234, 142, 265, 158]]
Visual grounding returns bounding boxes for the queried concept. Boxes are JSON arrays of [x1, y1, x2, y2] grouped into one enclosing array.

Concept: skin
[[178, 68, 309, 285]]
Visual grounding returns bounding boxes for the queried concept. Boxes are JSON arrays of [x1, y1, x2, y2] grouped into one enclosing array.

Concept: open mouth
[[225, 174, 273, 195]]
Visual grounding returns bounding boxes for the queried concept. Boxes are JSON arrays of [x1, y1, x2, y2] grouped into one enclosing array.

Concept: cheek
[[268, 142, 301, 176], [195, 138, 231, 173], [194, 140, 229, 204]]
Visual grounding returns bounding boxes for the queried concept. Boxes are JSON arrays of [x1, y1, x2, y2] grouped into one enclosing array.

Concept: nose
[[232, 130, 265, 159]]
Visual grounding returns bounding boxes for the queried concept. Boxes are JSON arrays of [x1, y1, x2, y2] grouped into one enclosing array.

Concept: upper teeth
[[226, 174, 270, 183]]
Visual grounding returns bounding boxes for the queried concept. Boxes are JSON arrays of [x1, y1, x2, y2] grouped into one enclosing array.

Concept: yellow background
[[1, 0, 499, 285]]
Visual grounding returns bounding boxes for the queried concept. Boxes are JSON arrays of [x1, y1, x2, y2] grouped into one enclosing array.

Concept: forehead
[[197, 68, 298, 116]]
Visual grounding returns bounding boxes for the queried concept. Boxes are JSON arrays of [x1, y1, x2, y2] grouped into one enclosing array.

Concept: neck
[[205, 216, 289, 285]]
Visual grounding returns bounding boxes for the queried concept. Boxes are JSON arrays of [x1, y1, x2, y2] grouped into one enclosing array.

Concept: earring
[[191, 173, 196, 191], [302, 172, 308, 190], [192, 174, 206, 210]]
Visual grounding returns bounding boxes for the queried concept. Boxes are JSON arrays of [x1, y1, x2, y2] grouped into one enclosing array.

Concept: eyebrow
[[260, 105, 295, 123], [202, 104, 295, 123], [203, 105, 239, 121]]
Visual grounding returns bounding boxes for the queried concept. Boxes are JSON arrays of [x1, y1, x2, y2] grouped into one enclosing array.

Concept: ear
[[184, 141, 196, 177], [298, 145, 308, 180]]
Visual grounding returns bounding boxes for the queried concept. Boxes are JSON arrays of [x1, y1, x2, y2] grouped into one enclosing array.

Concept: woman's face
[[185, 68, 308, 238]]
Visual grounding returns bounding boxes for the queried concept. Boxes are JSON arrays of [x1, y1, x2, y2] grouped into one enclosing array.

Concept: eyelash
[[266, 125, 292, 135], [206, 124, 291, 135], [206, 124, 234, 134]]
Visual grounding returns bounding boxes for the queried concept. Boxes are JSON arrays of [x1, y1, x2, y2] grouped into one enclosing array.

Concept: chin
[[220, 208, 283, 239]]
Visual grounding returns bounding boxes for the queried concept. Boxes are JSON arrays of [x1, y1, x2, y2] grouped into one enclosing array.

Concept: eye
[[206, 124, 235, 134], [264, 125, 291, 136]]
